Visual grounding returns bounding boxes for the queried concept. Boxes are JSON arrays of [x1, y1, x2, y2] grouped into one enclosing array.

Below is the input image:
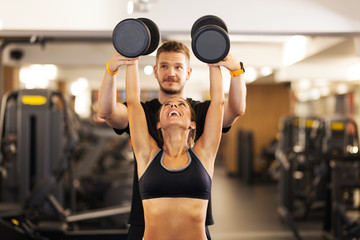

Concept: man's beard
[[160, 84, 184, 95], [159, 78, 184, 95]]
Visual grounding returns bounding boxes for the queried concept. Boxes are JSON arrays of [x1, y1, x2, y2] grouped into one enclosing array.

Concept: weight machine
[[276, 115, 331, 239], [0, 89, 129, 240], [277, 115, 360, 240], [277, 116, 324, 217], [320, 117, 360, 239]]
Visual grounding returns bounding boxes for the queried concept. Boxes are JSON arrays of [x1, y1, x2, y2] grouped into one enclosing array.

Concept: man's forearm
[[97, 68, 129, 131], [97, 72, 118, 119], [228, 74, 246, 116], [222, 74, 246, 127]]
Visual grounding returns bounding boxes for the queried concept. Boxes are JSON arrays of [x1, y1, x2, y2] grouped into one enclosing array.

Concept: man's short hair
[[156, 41, 190, 65]]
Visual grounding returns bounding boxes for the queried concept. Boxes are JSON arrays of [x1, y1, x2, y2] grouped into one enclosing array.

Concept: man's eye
[[179, 102, 185, 106], [164, 103, 170, 106]]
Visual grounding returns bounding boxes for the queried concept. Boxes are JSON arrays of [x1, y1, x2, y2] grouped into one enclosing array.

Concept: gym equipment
[[276, 116, 325, 240], [316, 117, 360, 239], [191, 15, 230, 63], [0, 89, 130, 239], [0, 89, 77, 207], [277, 116, 324, 214], [276, 115, 360, 240], [237, 129, 254, 184], [319, 117, 359, 157], [112, 18, 160, 57], [330, 154, 360, 239], [72, 132, 133, 229]]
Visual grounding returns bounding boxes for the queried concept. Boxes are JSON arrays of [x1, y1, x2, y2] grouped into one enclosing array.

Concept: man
[[97, 40, 246, 240]]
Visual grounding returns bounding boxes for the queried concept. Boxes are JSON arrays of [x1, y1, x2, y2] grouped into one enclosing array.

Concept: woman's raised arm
[[126, 61, 158, 171], [194, 65, 224, 171]]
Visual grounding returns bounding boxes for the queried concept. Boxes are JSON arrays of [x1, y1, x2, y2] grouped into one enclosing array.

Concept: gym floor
[[209, 160, 324, 240]]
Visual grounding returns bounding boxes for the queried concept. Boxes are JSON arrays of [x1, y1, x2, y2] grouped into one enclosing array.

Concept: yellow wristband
[[229, 62, 245, 77], [230, 69, 244, 77], [106, 60, 118, 75]]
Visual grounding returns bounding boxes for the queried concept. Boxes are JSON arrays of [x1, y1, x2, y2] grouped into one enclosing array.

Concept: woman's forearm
[[125, 62, 140, 105], [209, 66, 224, 107]]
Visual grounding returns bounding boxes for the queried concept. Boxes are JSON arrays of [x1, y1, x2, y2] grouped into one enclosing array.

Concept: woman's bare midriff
[[142, 197, 208, 240]]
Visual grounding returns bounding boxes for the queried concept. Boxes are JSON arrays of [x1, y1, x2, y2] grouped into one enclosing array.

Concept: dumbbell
[[191, 15, 230, 63], [112, 18, 160, 58]]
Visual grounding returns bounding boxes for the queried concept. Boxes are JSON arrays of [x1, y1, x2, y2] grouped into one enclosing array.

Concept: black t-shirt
[[114, 98, 230, 226]]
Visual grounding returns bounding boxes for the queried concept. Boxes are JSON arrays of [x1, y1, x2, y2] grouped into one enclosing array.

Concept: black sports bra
[[139, 148, 212, 200]]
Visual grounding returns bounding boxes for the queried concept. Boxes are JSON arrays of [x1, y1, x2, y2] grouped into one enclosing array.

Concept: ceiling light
[[260, 66, 273, 76], [243, 67, 257, 83], [336, 83, 348, 95], [144, 65, 153, 75], [320, 87, 330, 97], [297, 78, 311, 90], [71, 78, 89, 96], [282, 35, 308, 66], [127, 1, 134, 14], [71, 78, 91, 118], [130, 0, 152, 13], [43, 64, 58, 80], [314, 78, 329, 87], [347, 62, 360, 81], [296, 91, 309, 102], [309, 88, 320, 100], [19, 64, 58, 89]]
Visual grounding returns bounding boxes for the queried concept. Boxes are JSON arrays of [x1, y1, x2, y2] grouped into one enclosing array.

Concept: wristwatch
[[230, 62, 245, 77]]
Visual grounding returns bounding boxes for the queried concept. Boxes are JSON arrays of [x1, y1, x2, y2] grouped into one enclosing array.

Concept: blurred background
[[1, 0, 360, 239]]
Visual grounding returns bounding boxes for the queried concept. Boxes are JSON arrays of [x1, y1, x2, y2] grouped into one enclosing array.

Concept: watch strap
[[230, 62, 245, 77]]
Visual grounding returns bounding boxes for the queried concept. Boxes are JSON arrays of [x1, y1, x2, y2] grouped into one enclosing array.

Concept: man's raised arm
[[97, 52, 139, 130], [217, 53, 247, 128]]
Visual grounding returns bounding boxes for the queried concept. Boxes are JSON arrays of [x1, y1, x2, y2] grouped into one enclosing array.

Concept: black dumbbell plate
[[191, 15, 228, 38], [112, 19, 150, 57], [192, 25, 230, 63], [137, 18, 160, 55]]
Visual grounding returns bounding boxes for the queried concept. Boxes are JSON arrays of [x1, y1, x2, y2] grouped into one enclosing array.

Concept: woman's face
[[157, 97, 195, 130]]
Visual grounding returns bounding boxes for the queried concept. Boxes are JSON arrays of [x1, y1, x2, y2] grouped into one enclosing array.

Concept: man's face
[[154, 51, 192, 95]]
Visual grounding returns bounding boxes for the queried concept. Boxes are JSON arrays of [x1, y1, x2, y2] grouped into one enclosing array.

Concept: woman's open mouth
[[168, 110, 181, 117]]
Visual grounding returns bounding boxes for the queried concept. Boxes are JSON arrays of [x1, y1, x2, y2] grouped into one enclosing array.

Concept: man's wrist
[[106, 60, 118, 75], [229, 62, 245, 77]]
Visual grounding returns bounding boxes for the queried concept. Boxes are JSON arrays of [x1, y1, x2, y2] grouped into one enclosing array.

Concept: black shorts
[[127, 225, 212, 240]]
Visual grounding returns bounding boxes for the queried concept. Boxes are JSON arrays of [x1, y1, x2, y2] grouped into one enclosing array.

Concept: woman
[[124, 55, 224, 240]]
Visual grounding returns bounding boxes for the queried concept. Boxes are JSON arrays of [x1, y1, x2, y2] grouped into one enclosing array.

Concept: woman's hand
[[108, 52, 140, 73], [207, 53, 240, 71]]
